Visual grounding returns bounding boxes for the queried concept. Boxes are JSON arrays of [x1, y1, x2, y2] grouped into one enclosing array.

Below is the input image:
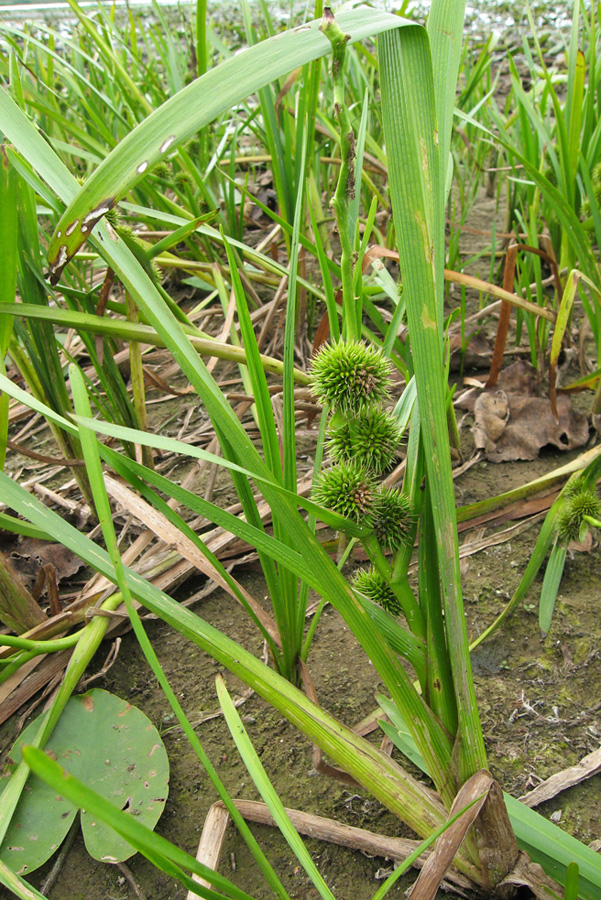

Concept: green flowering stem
[[390, 576, 426, 639], [321, 8, 358, 341], [362, 533, 392, 579], [336, 531, 348, 564]]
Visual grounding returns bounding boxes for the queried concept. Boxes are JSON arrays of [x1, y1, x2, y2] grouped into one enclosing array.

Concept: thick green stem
[[126, 293, 153, 470], [321, 8, 358, 341]]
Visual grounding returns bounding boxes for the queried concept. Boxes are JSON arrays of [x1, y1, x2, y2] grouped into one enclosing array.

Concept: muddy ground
[[1, 181, 601, 900]]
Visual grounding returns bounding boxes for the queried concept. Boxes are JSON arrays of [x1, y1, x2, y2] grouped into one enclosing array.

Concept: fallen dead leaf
[[461, 361, 589, 462], [9, 540, 86, 588]]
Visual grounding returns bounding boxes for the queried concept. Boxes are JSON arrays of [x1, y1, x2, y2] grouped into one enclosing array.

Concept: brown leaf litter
[[458, 360, 590, 462]]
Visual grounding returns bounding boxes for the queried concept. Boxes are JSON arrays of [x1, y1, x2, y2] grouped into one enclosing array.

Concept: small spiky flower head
[[327, 408, 402, 474], [310, 340, 393, 415], [312, 463, 375, 523], [352, 567, 402, 617], [562, 476, 588, 500], [152, 161, 172, 180], [581, 197, 592, 221], [592, 161, 601, 196], [372, 488, 414, 553], [557, 488, 601, 544], [173, 170, 194, 189], [106, 206, 121, 228]]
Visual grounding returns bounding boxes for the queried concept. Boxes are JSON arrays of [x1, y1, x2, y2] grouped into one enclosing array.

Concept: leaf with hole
[[0, 688, 169, 873]]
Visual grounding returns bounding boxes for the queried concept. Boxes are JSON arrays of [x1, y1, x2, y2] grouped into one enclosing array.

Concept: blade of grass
[[69, 362, 291, 900], [379, 22, 487, 781], [0, 143, 18, 470], [0, 301, 311, 384], [538, 540, 567, 637], [216, 675, 336, 900]]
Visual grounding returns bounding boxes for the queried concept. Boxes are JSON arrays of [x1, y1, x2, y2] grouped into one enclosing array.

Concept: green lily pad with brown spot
[[0, 688, 169, 875]]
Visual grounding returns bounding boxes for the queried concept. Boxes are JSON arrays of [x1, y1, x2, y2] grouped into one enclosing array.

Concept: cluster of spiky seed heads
[[310, 341, 413, 618]]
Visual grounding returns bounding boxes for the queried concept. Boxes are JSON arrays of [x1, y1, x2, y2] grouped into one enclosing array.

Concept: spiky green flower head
[[152, 161, 172, 180], [581, 197, 592, 221], [105, 206, 121, 228], [310, 340, 393, 415], [173, 170, 194, 189], [372, 487, 414, 553], [352, 567, 402, 617], [592, 161, 601, 198], [557, 488, 601, 544], [327, 408, 402, 474], [562, 476, 588, 500], [312, 462, 375, 523]]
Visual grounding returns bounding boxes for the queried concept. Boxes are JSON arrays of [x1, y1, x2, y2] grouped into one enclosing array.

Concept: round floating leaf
[[0, 688, 169, 873]]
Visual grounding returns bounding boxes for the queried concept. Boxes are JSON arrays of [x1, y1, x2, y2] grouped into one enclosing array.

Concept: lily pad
[[0, 688, 169, 875]]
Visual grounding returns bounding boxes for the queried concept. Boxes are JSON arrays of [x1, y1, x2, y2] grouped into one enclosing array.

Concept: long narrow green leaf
[[427, 0, 466, 220], [0, 302, 311, 384], [282, 136, 308, 654], [222, 234, 282, 482], [216, 677, 336, 900], [538, 540, 567, 637], [0, 143, 18, 469], [379, 23, 487, 783]]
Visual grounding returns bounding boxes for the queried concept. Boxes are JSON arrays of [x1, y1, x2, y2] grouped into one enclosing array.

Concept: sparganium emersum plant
[[2, 3, 601, 900]]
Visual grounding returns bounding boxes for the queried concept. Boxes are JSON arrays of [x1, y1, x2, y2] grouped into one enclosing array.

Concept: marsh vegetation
[[1, 2, 601, 898]]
